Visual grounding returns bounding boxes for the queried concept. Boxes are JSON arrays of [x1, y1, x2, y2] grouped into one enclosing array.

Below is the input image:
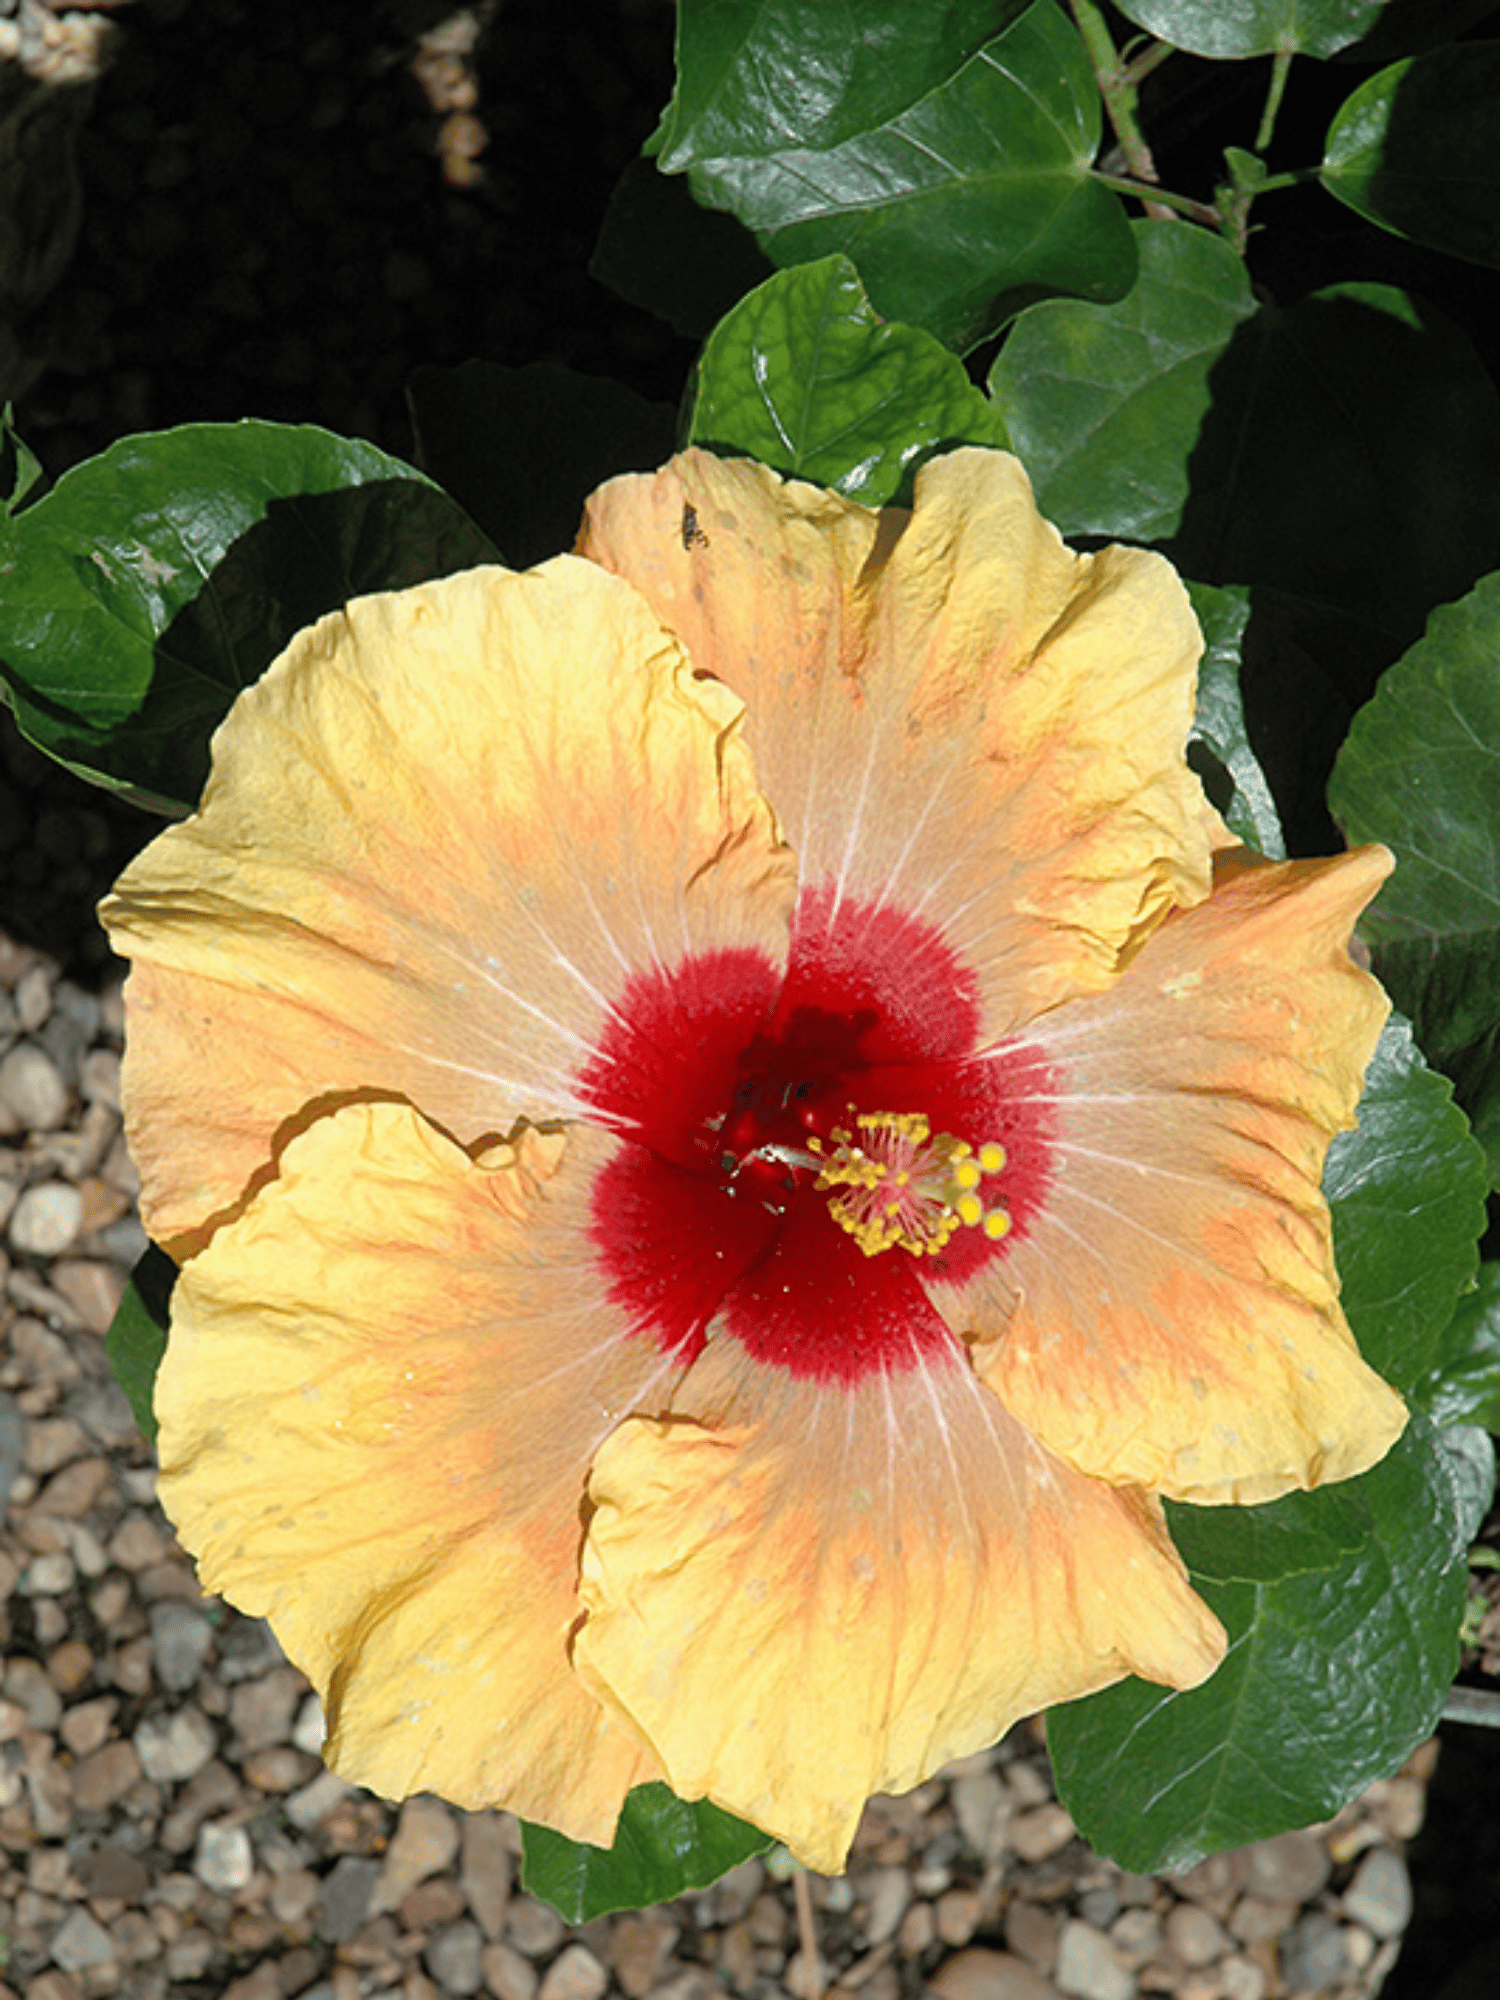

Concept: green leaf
[[1335, 0, 1500, 64], [1050, 1411, 1481, 1874], [1323, 1017, 1488, 1394], [590, 158, 774, 341], [105, 1245, 176, 1447], [1165, 1482, 1368, 1585], [658, 0, 1025, 163], [407, 361, 676, 571], [1111, 0, 1384, 58], [2, 404, 43, 514], [1185, 582, 1284, 858], [687, 256, 1009, 505], [663, 0, 1137, 352], [520, 1784, 772, 1922], [989, 222, 1257, 542], [0, 421, 498, 813], [1321, 45, 1500, 269], [1329, 572, 1500, 1179], [1417, 1263, 1500, 1430]]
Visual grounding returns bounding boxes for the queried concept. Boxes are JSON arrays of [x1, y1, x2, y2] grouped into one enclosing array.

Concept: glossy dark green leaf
[[1335, 0, 1500, 63], [1111, 0, 1383, 57], [1329, 573, 1500, 1180], [1323, 1017, 1488, 1394], [407, 361, 676, 571], [688, 256, 1009, 504], [1165, 1481, 1367, 1585], [663, 0, 1137, 352], [989, 221, 1257, 541], [1417, 1263, 1500, 1430], [1050, 1412, 1483, 1874], [105, 1245, 176, 1447], [1321, 45, 1500, 269], [658, 0, 1024, 164], [520, 1784, 771, 1922], [2, 403, 42, 514], [0, 421, 498, 812], [1185, 583, 1285, 858]]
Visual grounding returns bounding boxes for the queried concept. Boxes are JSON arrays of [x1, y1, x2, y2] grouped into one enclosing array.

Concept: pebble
[[149, 1599, 217, 1690], [1164, 1902, 1231, 1967], [862, 1864, 911, 1945], [49, 1907, 117, 1973], [459, 1809, 513, 1939], [951, 1767, 1007, 1853], [1278, 1910, 1349, 1991], [508, 1896, 566, 1958], [1241, 1831, 1330, 1904], [9, 1180, 84, 1257], [134, 1705, 219, 1782], [425, 1918, 485, 1995], [539, 1942, 609, 2000], [372, 1794, 461, 1911], [72, 1739, 142, 1811], [928, 1947, 1060, 2000], [0, 1042, 70, 1128], [285, 1768, 358, 1829], [1011, 1803, 1076, 1864], [321, 1854, 381, 1941], [195, 1820, 255, 1893], [1342, 1845, 1412, 1938], [483, 1942, 539, 2000], [1054, 1919, 1134, 2000], [613, 1914, 677, 1997]]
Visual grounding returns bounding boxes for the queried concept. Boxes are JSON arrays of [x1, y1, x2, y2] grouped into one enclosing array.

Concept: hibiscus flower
[[101, 448, 1405, 1873]]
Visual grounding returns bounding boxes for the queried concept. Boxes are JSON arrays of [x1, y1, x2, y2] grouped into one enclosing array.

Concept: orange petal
[[574, 1339, 1224, 1874], [102, 560, 794, 1244], [155, 1100, 669, 1840], [955, 846, 1407, 1506], [580, 448, 1212, 1039]]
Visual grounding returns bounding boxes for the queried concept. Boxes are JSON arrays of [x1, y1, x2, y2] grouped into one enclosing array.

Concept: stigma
[[811, 1111, 1012, 1258]]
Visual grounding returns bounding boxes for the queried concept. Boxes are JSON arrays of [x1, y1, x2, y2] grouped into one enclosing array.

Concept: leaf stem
[[1068, 0, 1177, 222], [1088, 170, 1220, 228], [1256, 48, 1295, 153], [794, 1867, 823, 2000]]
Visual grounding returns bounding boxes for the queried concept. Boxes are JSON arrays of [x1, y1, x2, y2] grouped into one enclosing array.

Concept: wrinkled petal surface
[[957, 847, 1406, 1505], [580, 448, 1212, 1039], [156, 1100, 671, 1840], [103, 559, 794, 1244], [574, 1338, 1224, 1872]]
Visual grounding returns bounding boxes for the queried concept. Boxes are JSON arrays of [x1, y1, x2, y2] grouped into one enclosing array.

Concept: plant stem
[[1088, 170, 1220, 227], [1256, 48, 1295, 152], [1068, 0, 1177, 221], [793, 1868, 823, 2000]]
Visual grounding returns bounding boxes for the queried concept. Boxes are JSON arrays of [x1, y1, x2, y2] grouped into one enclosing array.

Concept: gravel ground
[[0, 707, 1439, 2000]]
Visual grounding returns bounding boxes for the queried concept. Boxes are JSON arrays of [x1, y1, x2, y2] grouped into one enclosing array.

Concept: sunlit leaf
[[521, 1784, 771, 1922], [1111, 0, 1384, 58], [688, 256, 1009, 504]]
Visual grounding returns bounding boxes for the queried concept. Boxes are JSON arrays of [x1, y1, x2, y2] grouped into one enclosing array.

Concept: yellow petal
[[957, 846, 1407, 1505], [580, 448, 1212, 1039], [103, 560, 794, 1244], [574, 1340, 1224, 1874], [156, 1100, 669, 1840]]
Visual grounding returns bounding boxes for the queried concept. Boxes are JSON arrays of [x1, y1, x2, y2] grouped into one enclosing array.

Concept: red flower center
[[577, 888, 1057, 1384]]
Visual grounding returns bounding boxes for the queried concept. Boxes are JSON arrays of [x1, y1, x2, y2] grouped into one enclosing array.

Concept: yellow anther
[[983, 1209, 1012, 1240], [978, 1140, 1006, 1173], [815, 1109, 1016, 1259], [952, 1159, 981, 1192], [955, 1191, 983, 1228]]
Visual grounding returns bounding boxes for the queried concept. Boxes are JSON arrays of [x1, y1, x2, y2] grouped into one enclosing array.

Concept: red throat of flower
[[577, 888, 1057, 1385]]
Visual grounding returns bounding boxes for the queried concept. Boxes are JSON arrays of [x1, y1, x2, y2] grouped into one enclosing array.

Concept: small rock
[[9, 1181, 83, 1257], [372, 1795, 460, 1911], [135, 1705, 218, 1782], [1164, 1902, 1230, 1968], [482, 1943, 538, 2000], [79, 1844, 150, 1901], [0, 1043, 69, 1128], [425, 1920, 484, 1996], [401, 1877, 468, 1929], [1241, 1831, 1330, 1905], [50, 1907, 117, 1973], [538, 1943, 607, 2000], [862, 1864, 911, 1946], [195, 1820, 255, 1893], [1010, 1804, 1076, 1864], [1219, 1957, 1265, 2000], [612, 1915, 677, 1998], [1055, 1919, 1134, 2000], [321, 1855, 381, 1942], [1342, 1845, 1412, 1939], [1278, 1911, 1349, 1992], [61, 1696, 117, 1757], [292, 1690, 326, 1753], [14, 964, 51, 1032], [928, 1947, 1059, 2000], [244, 1746, 316, 1792], [71, 1739, 143, 1811], [1077, 1888, 1119, 1931], [951, 1768, 1007, 1854], [1006, 1900, 1062, 1973], [285, 1769, 358, 1830], [1228, 1897, 1296, 1944], [506, 1896, 564, 1958], [459, 1808, 513, 1938], [48, 1259, 124, 1334], [222, 1965, 281, 2000], [229, 1664, 306, 1751], [149, 1600, 216, 1691], [1106, 1911, 1159, 1970], [938, 1889, 984, 1947]]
